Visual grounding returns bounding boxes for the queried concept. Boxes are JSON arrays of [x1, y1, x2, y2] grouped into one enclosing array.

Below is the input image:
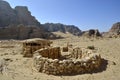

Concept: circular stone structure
[[33, 47, 101, 75]]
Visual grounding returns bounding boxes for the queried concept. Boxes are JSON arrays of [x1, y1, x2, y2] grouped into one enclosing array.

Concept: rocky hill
[[0, 0, 40, 27], [103, 22, 120, 38], [43, 23, 82, 36], [0, 0, 57, 39], [0, 0, 82, 39], [109, 22, 120, 34]]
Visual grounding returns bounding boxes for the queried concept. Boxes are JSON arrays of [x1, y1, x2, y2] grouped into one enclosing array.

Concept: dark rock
[[82, 29, 101, 37]]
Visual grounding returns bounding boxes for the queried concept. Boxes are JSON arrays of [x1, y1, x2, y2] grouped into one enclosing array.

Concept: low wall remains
[[33, 47, 101, 75], [34, 47, 61, 59]]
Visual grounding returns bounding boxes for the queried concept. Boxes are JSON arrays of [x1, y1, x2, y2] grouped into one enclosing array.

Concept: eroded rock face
[[15, 6, 40, 26], [33, 47, 102, 75]]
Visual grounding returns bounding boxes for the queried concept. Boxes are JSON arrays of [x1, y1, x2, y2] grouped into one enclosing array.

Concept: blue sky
[[6, 0, 120, 32]]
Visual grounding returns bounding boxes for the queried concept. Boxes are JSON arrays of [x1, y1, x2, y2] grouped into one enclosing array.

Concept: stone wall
[[70, 47, 94, 59], [33, 48, 101, 75], [34, 47, 61, 59], [22, 39, 52, 57]]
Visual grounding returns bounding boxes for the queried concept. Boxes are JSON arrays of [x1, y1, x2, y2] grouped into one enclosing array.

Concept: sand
[[0, 33, 120, 80]]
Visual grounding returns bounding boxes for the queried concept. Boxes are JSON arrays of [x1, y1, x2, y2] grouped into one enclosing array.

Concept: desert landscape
[[0, 0, 120, 80], [0, 33, 120, 80]]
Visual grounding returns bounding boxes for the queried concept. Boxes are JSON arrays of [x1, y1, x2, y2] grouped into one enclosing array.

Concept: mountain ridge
[[43, 23, 82, 36]]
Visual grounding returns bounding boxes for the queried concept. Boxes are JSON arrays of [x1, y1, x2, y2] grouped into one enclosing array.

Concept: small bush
[[87, 45, 95, 50]]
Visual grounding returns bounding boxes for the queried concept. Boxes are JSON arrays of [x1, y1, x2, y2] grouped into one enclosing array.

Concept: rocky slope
[[43, 23, 82, 36]]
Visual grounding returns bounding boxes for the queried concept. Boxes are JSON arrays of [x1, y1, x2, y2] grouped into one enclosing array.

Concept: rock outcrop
[[43, 23, 82, 36], [109, 22, 120, 33], [103, 22, 120, 38], [82, 29, 101, 37]]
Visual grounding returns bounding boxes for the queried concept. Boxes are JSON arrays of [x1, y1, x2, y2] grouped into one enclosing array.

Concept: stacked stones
[[22, 39, 52, 57], [70, 47, 95, 59], [33, 47, 101, 75], [34, 47, 61, 59]]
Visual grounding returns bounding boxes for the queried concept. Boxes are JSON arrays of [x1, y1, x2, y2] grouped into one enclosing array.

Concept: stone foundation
[[22, 39, 52, 57], [33, 47, 101, 75]]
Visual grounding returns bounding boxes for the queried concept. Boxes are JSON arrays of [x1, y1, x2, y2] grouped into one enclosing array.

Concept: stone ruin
[[33, 47, 101, 75], [21, 39, 102, 75], [22, 39, 52, 57]]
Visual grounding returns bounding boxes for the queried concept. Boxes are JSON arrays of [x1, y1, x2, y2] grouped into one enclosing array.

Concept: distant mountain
[[43, 23, 82, 36]]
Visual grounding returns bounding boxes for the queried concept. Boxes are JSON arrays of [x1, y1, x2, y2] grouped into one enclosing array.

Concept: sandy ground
[[0, 33, 120, 80]]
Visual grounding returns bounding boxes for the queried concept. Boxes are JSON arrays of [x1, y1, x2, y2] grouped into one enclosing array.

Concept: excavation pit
[[33, 47, 102, 75]]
